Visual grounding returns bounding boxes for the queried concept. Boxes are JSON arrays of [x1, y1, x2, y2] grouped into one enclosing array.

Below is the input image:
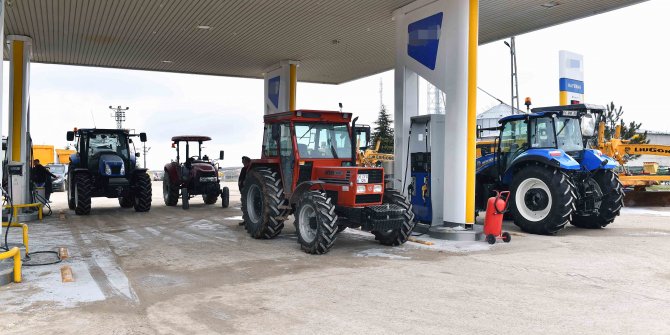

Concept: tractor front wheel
[[182, 188, 189, 210], [372, 189, 416, 246], [66, 176, 75, 210], [294, 191, 338, 254], [74, 173, 93, 215], [163, 176, 179, 206], [571, 170, 624, 229], [221, 187, 230, 208], [133, 173, 152, 212], [241, 168, 286, 239], [510, 165, 576, 235]]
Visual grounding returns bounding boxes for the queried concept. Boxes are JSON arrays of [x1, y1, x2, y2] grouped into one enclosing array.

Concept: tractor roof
[[171, 135, 212, 142], [500, 104, 606, 123], [78, 128, 129, 134], [264, 110, 353, 123]]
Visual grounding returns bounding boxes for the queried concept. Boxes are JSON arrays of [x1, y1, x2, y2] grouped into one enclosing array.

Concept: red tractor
[[163, 136, 230, 209], [241, 110, 415, 254]]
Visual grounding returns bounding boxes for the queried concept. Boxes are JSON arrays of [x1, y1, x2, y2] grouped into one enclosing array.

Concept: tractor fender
[[502, 150, 580, 185], [289, 180, 326, 206], [581, 149, 619, 171], [164, 163, 180, 184]]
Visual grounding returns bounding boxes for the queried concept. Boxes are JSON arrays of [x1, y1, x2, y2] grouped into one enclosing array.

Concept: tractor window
[[500, 120, 528, 153], [555, 117, 583, 152], [530, 117, 557, 148], [87, 133, 129, 159], [294, 123, 352, 159], [262, 125, 279, 157]]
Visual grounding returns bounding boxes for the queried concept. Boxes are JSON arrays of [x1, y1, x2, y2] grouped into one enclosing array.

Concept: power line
[[108, 105, 129, 129]]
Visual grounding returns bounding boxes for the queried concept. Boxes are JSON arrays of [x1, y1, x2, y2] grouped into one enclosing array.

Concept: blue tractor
[[65, 128, 152, 215], [476, 104, 624, 234]]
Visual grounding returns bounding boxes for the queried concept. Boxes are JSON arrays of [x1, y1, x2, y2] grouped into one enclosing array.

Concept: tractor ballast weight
[[163, 136, 229, 209], [475, 104, 624, 235], [65, 128, 152, 215], [241, 110, 415, 254]]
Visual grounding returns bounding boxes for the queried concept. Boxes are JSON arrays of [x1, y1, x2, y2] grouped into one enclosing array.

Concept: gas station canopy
[[4, 0, 645, 84]]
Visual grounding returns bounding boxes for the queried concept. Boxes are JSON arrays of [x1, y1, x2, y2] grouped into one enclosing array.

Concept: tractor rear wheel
[[133, 173, 152, 212], [241, 168, 287, 239], [221, 187, 230, 208], [119, 196, 134, 208], [74, 173, 93, 215], [571, 170, 624, 229], [294, 191, 338, 254], [163, 176, 179, 206], [182, 188, 189, 210], [510, 165, 576, 235], [372, 189, 416, 246]]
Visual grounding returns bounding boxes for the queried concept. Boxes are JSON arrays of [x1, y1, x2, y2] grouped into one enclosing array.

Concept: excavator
[[596, 122, 670, 206]]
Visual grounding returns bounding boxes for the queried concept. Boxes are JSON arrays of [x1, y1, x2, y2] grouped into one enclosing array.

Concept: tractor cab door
[[498, 119, 528, 176], [277, 123, 296, 193]]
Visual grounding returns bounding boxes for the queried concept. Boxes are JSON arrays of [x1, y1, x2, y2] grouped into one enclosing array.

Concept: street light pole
[[108, 105, 130, 129], [503, 37, 520, 113]]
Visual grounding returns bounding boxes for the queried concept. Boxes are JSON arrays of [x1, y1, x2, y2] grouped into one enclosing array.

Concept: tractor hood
[[99, 154, 126, 177]]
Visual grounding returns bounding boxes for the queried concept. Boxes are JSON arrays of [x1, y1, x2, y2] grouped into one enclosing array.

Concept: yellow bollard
[[2, 221, 29, 254], [0, 247, 22, 283]]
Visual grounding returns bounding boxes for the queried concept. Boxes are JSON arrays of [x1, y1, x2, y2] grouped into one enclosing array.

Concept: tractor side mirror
[[66, 131, 75, 141], [135, 152, 141, 158], [128, 139, 133, 144], [140, 133, 147, 142], [219, 150, 224, 160]]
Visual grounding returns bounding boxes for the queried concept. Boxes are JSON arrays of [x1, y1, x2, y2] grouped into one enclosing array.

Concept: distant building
[[626, 130, 670, 167], [477, 103, 524, 140]]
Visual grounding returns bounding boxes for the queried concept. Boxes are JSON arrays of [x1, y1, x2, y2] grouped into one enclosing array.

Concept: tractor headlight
[[356, 174, 369, 184], [105, 164, 112, 175], [373, 185, 383, 193], [120, 164, 126, 175], [356, 185, 366, 194]]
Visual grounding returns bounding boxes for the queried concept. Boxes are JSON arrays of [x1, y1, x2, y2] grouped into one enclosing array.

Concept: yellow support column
[[289, 63, 297, 111], [465, 0, 479, 225]]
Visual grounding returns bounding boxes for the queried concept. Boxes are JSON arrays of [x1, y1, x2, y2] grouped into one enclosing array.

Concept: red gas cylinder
[[484, 191, 511, 244]]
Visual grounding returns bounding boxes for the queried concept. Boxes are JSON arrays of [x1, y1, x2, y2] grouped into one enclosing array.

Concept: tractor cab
[[242, 110, 415, 254]]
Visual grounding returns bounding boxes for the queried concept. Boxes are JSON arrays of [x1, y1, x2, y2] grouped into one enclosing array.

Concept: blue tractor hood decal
[[99, 154, 125, 176]]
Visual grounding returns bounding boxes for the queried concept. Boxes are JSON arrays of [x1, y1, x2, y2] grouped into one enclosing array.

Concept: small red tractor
[[241, 110, 416, 254], [163, 136, 230, 209]]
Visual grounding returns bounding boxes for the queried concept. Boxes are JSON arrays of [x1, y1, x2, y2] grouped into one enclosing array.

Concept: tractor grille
[[356, 194, 382, 204], [358, 169, 383, 183], [111, 166, 122, 174]]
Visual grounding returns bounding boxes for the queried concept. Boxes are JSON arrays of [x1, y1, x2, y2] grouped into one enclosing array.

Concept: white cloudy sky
[[2, 0, 668, 169]]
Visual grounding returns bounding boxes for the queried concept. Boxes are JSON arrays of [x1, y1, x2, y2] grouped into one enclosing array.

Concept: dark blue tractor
[[476, 104, 624, 234], [65, 128, 152, 215]]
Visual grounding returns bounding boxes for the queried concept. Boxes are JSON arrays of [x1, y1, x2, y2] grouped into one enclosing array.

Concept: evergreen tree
[[371, 104, 394, 154]]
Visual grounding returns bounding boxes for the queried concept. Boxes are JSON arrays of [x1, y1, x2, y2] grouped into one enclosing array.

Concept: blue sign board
[[559, 78, 584, 94], [407, 12, 443, 70], [268, 76, 281, 108]]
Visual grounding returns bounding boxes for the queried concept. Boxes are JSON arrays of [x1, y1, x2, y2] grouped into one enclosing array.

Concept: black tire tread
[[163, 175, 179, 206], [74, 173, 92, 215], [295, 191, 339, 254], [571, 170, 624, 229], [133, 173, 152, 212], [241, 168, 287, 239], [510, 165, 576, 235], [372, 190, 416, 246]]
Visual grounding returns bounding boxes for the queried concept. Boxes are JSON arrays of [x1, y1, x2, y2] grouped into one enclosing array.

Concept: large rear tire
[[571, 170, 624, 229], [133, 173, 152, 212], [294, 191, 338, 254], [163, 176, 179, 206], [510, 165, 576, 235], [66, 177, 76, 210], [74, 173, 92, 215], [241, 168, 287, 239], [372, 189, 416, 246]]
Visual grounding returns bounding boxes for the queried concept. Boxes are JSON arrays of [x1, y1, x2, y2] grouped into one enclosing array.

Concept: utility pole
[[142, 143, 151, 168], [504, 37, 520, 113], [108, 105, 130, 129]]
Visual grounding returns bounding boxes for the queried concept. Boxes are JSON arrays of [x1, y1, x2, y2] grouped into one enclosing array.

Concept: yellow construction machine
[[596, 122, 670, 206], [354, 124, 394, 167]]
